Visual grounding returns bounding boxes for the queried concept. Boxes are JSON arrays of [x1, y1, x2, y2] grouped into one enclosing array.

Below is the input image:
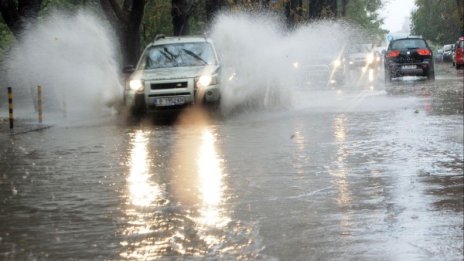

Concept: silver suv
[[123, 35, 221, 115]]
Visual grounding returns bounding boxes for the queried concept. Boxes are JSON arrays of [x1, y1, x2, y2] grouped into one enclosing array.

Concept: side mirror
[[381, 50, 386, 55], [123, 65, 135, 74]]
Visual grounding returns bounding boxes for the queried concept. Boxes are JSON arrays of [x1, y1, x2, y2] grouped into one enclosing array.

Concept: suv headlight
[[129, 79, 144, 91], [195, 74, 218, 88]]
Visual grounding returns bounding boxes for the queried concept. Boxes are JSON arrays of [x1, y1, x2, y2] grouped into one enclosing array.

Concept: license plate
[[402, 65, 417, 69], [154, 96, 186, 106]]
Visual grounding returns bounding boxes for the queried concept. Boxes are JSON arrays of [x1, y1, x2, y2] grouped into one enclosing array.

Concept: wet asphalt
[[0, 64, 463, 260]]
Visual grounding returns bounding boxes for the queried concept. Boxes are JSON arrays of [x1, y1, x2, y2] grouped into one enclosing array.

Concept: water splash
[[3, 10, 122, 117], [209, 11, 355, 115]]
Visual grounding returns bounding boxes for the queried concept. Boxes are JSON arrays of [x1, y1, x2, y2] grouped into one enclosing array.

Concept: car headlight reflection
[[129, 79, 144, 91], [196, 74, 218, 88], [332, 59, 342, 68], [366, 53, 375, 64], [293, 61, 300, 69]]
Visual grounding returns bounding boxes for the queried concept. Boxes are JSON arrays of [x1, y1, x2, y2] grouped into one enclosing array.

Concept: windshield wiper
[[182, 48, 208, 65], [161, 48, 179, 66]]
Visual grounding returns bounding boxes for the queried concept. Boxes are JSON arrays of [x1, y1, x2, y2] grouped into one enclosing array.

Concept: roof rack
[[154, 34, 165, 42]]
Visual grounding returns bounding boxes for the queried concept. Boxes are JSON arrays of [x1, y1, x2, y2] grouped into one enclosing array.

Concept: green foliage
[[141, 0, 207, 48], [189, 0, 208, 34], [142, 0, 173, 46], [41, 0, 85, 14], [411, 0, 462, 45], [0, 20, 15, 58], [345, 0, 386, 42]]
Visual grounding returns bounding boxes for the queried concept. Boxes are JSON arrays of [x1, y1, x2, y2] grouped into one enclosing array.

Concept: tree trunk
[[205, 0, 225, 25], [125, 0, 144, 67], [308, 0, 322, 20], [285, 0, 302, 29], [100, 0, 145, 67], [308, 0, 337, 20], [0, 0, 42, 38], [172, 0, 193, 36], [340, 0, 348, 17], [457, 0, 464, 35]]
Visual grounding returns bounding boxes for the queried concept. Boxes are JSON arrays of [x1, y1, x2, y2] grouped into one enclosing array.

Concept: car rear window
[[390, 39, 427, 50], [459, 41, 464, 48]]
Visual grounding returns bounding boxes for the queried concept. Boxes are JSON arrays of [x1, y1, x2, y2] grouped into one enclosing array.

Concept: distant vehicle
[[123, 35, 221, 115], [296, 53, 346, 87], [452, 36, 464, 69], [384, 36, 435, 82], [346, 43, 380, 69], [435, 48, 444, 63], [442, 44, 454, 62]]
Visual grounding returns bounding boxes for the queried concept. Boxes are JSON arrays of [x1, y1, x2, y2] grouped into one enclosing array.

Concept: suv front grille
[[151, 81, 188, 90]]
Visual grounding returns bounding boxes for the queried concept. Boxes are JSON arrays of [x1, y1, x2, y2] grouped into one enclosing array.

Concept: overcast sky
[[380, 0, 416, 33]]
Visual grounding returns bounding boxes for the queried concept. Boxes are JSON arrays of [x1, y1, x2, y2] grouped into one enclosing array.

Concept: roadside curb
[[0, 118, 52, 136]]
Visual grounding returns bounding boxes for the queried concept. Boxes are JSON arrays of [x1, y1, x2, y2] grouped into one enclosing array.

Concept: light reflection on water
[[127, 130, 161, 207], [121, 130, 166, 259], [291, 123, 307, 176], [330, 115, 353, 233], [120, 117, 230, 259], [171, 122, 230, 250], [196, 128, 229, 228]]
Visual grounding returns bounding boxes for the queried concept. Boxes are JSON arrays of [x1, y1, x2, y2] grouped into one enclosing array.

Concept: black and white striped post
[[7, 87, 13, 129]]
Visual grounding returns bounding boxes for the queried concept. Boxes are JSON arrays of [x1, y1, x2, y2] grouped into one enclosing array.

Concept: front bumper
[[124, 79, 220, 111], [387, 61, 432, 77]]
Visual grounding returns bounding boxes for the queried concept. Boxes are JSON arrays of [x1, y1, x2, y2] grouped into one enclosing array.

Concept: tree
[[411, 0, 462, 45], [205, 0, 225, 25], [99, 0, 146, 66], [308, 0, 337, 20], [171, 0, 196, 35], [456, 0, 464, 35], [345, 0, 385, 42], [0, 0, 42, 38]]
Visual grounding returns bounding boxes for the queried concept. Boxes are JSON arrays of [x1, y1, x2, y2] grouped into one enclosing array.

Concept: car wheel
[[131, 94, 146, 117], [427, 70, 435, 81], [384, 69, 392, 84]]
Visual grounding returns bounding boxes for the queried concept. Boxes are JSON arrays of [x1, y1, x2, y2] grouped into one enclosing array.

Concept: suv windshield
[[144, 42, 216, 69], [391, 39, 427, 50]]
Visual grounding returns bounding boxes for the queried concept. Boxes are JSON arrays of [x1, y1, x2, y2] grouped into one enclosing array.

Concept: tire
[[131, 94, 146, 117], [384, 68, 392, 84], [427, 70, 435, 81]]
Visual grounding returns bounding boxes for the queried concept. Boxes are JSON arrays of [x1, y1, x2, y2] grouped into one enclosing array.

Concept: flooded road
[[0, 68, 463, 260]]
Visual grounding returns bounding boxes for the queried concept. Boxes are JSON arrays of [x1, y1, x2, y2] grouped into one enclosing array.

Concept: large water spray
[[209, 11, 356, 114], [3, 10, 123, 117]]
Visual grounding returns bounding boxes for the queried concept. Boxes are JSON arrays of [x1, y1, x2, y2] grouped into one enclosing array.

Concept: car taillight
[[386, 50, 400, 58], [417, 49, 431, 56]]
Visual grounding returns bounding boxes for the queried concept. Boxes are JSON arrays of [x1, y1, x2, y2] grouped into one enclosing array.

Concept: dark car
[[442, 44, 454, 62], [384, 37, 435, 82]]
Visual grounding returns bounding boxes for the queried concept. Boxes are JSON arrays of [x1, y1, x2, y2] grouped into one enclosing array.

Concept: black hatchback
[[384, 37, 435, 82]]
